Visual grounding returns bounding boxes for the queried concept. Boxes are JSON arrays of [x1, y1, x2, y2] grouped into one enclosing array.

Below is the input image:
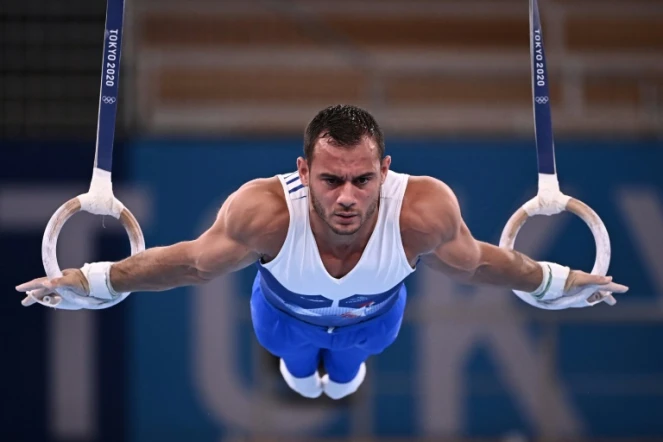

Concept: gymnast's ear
[[297, 157, 309, 186], [380, 155, 391, 183]]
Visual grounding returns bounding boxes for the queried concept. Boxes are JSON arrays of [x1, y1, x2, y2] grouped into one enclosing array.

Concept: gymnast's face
[[298, 135, 391, 236]]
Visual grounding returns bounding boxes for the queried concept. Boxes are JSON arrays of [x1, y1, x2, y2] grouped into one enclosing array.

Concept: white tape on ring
[[77, 167, 125, 218], [522, 174, 571, 216]]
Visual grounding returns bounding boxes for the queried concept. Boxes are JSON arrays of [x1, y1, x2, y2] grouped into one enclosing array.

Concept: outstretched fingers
[[15, 277, 51, 293]]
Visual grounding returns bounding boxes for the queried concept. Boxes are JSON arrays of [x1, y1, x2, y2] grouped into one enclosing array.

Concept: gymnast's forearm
[[108, 242, 207, 293], [464, 242, 544, 292]]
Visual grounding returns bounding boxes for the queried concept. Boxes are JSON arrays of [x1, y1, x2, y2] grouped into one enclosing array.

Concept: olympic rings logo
[[535, 96, 549, 104], [102, 96, 116, 104]]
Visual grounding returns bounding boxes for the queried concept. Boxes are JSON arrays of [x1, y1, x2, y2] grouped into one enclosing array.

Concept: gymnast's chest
[[317, 249, 364, 280], [263, 248, 400, 301]]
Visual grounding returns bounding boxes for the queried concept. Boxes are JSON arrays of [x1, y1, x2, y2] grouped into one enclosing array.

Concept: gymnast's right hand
[[16, 268, 89, 307], [15, 262, 126, 310]]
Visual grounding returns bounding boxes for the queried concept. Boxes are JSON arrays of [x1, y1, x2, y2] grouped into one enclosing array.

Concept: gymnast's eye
[[355, 176, 371, 185], [324, 178, 339, 186]]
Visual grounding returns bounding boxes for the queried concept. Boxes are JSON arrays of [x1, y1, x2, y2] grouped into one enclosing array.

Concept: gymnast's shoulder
[[219, 177, 289, 248], [399, 175, 462, 253]]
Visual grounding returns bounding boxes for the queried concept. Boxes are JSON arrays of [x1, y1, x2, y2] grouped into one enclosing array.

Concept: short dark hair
[[303, 104, 385, 162]]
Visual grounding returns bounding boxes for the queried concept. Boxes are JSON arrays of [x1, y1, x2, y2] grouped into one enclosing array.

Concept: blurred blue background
[[2, 1, 662, 441]]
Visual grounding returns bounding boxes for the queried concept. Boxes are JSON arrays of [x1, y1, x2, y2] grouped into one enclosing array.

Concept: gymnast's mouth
[[334, 213, 358, 221]]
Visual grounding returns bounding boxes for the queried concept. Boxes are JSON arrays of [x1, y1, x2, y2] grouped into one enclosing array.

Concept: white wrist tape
[[527, 263, 551, 299], [80, 262, 124, 301], [536, 261, 570, 301], [513, 261, 570, 305]]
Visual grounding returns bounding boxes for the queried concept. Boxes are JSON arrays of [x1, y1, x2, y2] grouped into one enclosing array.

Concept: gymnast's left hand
[[520, 262, 629, 309], [557, 269, 629, 307]]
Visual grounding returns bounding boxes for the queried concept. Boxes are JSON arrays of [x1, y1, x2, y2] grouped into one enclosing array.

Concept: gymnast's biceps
[[423, 217, 483, 277], [189, 192, 262, 280]]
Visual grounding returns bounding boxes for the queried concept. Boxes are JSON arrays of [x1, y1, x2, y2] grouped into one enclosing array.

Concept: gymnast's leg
[[250, 275, 323, 398], [322, 288, 407, 399]]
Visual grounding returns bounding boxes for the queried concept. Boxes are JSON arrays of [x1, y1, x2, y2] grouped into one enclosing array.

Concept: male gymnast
[[16, 104, 628, 400]]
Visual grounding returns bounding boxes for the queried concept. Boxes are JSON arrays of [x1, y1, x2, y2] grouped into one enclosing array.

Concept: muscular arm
[[403, 177, 543, 292], [109, 179, 287, 293]]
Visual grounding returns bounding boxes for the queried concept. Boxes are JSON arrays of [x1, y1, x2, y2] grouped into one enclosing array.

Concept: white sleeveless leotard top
[[256, 170, 416, 327]]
